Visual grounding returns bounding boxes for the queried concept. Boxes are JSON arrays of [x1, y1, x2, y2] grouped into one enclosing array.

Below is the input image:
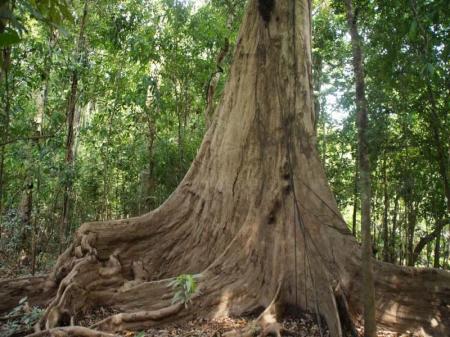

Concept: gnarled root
[[3, 204, 449, 337], [92, 303, 184, 332], [223, 288, 296, 337]]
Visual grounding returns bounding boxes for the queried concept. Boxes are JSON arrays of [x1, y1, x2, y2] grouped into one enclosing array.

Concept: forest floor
[[0, 305, 412, 337], [106, 316, 407, 337], [0, 268, 416, 337]]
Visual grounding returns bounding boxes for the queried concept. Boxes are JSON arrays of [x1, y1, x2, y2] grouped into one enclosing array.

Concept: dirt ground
[[0, 308, 421, 337], [0, 273, 420, 337]]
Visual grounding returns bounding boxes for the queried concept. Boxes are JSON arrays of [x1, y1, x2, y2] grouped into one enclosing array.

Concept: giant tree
[[1, 1, 449, 337]]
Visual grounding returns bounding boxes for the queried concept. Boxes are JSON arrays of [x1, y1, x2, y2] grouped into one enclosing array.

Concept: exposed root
[[334, 284, 358, 337], [262, 323, 282, 337], [91, 303, 184, 332], [26, 326, 119, 337], [223, 290, 284, 337]]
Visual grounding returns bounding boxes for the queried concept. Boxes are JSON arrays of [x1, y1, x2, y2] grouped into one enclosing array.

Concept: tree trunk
[[60, 0, 88, 253], [344, 0, 377, 336], [144, 78, 158, 211], [31, 156, 40, 275], [18, 175, 33, 259], [312, 53, 322, 132], [0, 0, 13, 237], [406, 201, 417, 266], [389, 194, 399, 263], [0, 1, 5, 237], [32, 29, 56, 274], [1, 2, 449, 337], [102, 75, 119, 220], [0, 147, 4, 238], [381, 158, 389, 262], [433, 227, 442, 268], [352, 154, 358, 237], [60, 73, 77, 252], [0, 0, 10, 82], [443, 231, 449, 269], [0, 44, 11, 240]]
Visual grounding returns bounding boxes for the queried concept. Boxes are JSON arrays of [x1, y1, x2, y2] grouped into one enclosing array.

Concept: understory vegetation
[[0, 0, 448, 275]]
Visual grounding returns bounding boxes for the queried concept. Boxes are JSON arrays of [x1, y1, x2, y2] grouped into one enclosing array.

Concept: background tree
[[344, 0, 377, 336]]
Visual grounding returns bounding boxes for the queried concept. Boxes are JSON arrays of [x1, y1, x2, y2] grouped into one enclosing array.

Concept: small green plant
[[248, 321, 261, 337], [2, 321, 20, 337], [168, 274, 199, 307]]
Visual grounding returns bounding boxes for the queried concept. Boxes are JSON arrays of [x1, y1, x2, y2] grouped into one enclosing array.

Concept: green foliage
[[0, 0, 72, 46], [25, 0, 73, 28], [169, 274, 200, 307], [0, 28, 20, 47], [312, 0, 449, 267], [0, 0, 240, 267]]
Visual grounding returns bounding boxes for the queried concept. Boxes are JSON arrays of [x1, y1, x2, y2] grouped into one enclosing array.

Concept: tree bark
[[389, 194, 399, 263], [0, 0, 13, 237], [144, 77, 158, 211], [433, 227, 442, 268], [443, 231, 449, 269], [406, 201, 417, 266], [32, 29, 56, 274], [344, 0, 377, 336], [381, 158, 389, 262], [0, 147, 4, 238], [352, 153, 358, 237], [18, 175, 33, 259], [60, 0, 88, 253], [312, 53, 322, 131], [0, 0, 10, 82], [1, 2, 449, 337], [0, 45, 11, 240]]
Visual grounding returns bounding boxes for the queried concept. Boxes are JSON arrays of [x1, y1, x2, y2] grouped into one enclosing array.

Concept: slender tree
[[0, 0, 13, 240], [60, 0, 89, 252], [344, 0, 377, 335]]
